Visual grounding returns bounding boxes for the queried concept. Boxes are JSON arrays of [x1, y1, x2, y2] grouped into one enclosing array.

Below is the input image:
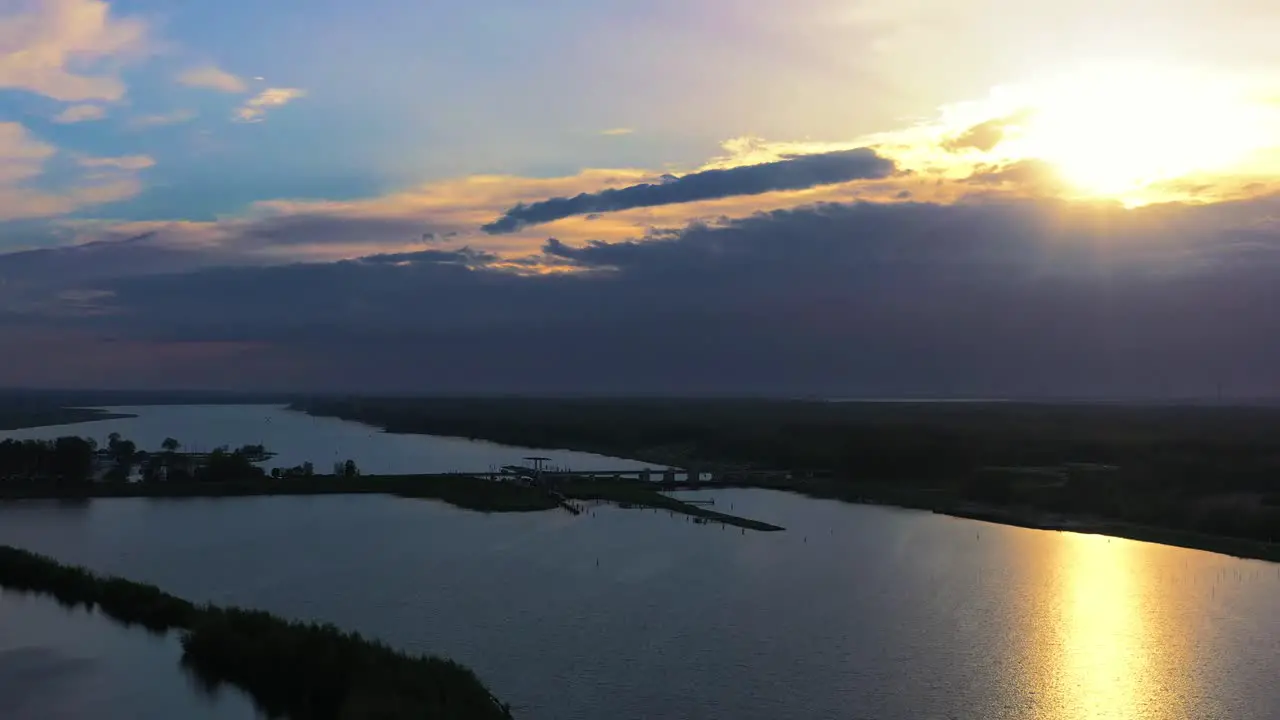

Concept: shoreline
[[937, 503, 1280, 563], [730, 477, 1280, 564], [0, 474, 784, 531], [5, 402, 1270, 560], [0, 408, 136, 431], [283, 400, 1280, 561], [0, 545, 512, 719], [0, 467, 1272, 560]]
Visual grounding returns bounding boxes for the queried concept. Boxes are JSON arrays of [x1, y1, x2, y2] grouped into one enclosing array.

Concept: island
[[0, 426, 782, 531]]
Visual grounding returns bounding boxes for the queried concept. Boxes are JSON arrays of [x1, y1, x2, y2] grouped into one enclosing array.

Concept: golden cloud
[[235, 87, 306, 122]]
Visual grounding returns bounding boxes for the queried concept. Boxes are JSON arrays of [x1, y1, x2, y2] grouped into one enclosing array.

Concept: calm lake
[[2, 407, 1279, 719], [0, 591, 257, 719]]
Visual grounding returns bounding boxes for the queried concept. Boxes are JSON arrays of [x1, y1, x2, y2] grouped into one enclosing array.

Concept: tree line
[[0, 434, 344, 485], [0, 545, 512, 719], [0, 437, 96, 484]]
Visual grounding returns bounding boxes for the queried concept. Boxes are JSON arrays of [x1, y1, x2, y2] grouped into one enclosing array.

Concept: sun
[[992, 62, 1276, 202]]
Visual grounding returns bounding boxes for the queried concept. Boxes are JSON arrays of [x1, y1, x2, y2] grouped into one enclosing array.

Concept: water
[[1, 404, 662, 475], [0, 489, 1277, 719], [0, 591, 257, 719]]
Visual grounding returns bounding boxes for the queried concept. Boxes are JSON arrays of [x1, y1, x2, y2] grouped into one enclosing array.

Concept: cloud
[[37, 197, 482, 269], [0, 122, 55, 183], [75, 154, 154, 171], [8, 191, 1280, 394], [962, 159, 1067, 196], [0, 0, 149, 101], [0, 122, 147, 221], [158, 167, 668, 262], [8, 139, 1044, 270], [600, 128, 634, 136], [235, 87, 306, 122], [127, 109, 197, 128], [52, 104, 107, 123], [482, 148, 897, 233], [176, 65, 246, 93], [943, 111, 1033, 153], [0, 230, 244, 292]]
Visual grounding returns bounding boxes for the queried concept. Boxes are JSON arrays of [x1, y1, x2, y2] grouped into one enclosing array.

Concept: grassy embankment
[[292, 397, 1280, 563], [559, 479, 783, 531], [0, 406, 134, 431], [679, 471, 1280, 562], [942, 503, 1280, 563], [668, 469, 1280, 562], [0, 544, 512, 719]]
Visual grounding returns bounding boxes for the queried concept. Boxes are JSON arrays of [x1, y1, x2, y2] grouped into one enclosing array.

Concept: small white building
[[90, 450, 143, 483]]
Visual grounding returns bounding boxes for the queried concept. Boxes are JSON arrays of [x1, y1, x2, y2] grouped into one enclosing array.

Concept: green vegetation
[[0, 545, 197, 631], [0, 436, 98, 484], [294, 397, 1280, 555], [0, 545, 512, 719], [385, 475, 561, 512], [196, 445, 268, 482], [0, 430, 276, 485]]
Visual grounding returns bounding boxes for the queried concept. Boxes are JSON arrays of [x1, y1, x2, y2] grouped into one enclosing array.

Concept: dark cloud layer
[[4, 193, 1280, 396], [481, 148, 896, 233]]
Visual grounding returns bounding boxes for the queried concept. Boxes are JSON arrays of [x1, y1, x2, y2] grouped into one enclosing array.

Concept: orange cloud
[[235, 87, 305, 122], [54, 66, 1280, 267], [177, 65, 246, 93], [0, 0, 149, 102]]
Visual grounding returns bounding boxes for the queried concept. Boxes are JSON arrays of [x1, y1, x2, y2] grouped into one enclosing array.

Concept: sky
[[3, 0, 1280, 395]]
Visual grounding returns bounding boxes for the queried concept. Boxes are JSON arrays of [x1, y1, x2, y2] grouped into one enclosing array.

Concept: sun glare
[[991, 63, 1277, 202]]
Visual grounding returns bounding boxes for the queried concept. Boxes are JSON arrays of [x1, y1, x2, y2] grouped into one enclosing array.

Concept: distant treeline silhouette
[[0, 437, 96, 484], [295, 397, 1280, 544], [0, 433, 276, 485]]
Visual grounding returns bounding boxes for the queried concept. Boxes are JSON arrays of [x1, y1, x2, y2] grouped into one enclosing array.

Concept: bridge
[[485, 465, 793, 487]]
